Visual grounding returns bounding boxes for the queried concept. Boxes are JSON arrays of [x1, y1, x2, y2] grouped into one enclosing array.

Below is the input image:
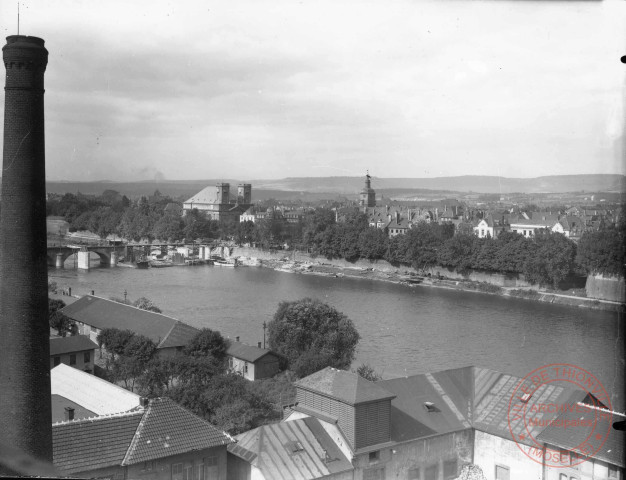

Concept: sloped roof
[[184, 186, 219, 205], [51, 394, 97, 423], [53, 411, 143, 475], [227, 341, 276, 362], [295, 367, 395, 406], [378, 366, 586, 446], [537, 408, 624, 467], [61, 296, 199, 349], [228, 417, 353, 480], [123, 397, 232, 465], [49, 335, 98, 356], [51, 363, 141, 415]]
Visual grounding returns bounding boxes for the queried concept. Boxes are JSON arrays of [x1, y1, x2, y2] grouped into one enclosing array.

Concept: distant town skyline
[[0, 0, 623, 182]]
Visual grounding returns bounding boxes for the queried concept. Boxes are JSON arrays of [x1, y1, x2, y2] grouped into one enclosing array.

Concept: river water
[[49, 262, 624, 410]]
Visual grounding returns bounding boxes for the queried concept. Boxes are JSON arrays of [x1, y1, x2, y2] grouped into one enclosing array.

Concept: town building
[[184, 183, 253, 221], [53, 397, 233, 480], [229, 366, 624, 480], [49, 335, 98, 372], [359, 172, 376, 208], [473, 214, 509, 238], [509, 213, 560, 237], [50, 363, 141, 423], [227, 339, 281, 381], [60, 295, 200, 357]]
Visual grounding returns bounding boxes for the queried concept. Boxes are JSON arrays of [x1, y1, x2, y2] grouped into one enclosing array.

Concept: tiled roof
[[61, 296, 199, 349], [51, 363, 141, 415], [227, 341, 276, 363], [123, 397, 232, 465], [49, 335, 98, 356], [295, 367, 395, 406], [228, 417, 353, 480], [53, 411, 143, 475], [537, 408, 625, 468]]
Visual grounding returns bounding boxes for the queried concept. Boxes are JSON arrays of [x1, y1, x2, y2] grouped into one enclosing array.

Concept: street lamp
[[124, 290, 127, 304]]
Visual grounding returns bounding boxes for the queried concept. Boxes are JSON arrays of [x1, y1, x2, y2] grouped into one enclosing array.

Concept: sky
[[0, 0, 624, 181]]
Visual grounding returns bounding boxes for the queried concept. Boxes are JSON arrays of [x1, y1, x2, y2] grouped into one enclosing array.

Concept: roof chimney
[[236, 336, 240, 342], [140, 397, 150, 408], [64, 407, 75, 421]]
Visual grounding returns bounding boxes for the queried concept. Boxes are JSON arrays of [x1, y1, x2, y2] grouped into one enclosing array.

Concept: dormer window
[[286, 440, 304, 454], [369, 450, 380, 463], [423, 402, 440, 413]]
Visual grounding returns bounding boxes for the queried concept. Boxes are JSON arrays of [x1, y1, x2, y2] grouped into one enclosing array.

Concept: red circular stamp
[[507, 363, 613, 467]]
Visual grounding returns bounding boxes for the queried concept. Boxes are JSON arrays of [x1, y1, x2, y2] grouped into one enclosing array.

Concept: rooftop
[[51, 363, 141, 416], [49, 335, 98, 356], [61, 295, 199, 349], [229, 417, 352, 480], [295, 367, 396, 406], [227, 341, 276, 363]]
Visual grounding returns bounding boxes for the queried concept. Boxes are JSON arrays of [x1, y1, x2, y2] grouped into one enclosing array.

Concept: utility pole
[[263, 321, 267, 349]]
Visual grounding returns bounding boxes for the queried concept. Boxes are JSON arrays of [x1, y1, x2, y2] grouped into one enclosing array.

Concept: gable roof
[[228, 417, 353, 480], [51, 363, 141, 415], [227, 341, 277, 363], [295, 367, 395, 406], [61, 296, 199, 349], [49, 335, 98, 356], [53, 397, 233, 475], [123, 397, 233, 465], [53, 411, 143, 475]]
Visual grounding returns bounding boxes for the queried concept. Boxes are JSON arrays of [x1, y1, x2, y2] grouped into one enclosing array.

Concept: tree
[[576, 227, 625, 277], [184, 328, 230, 364], [97, 328, 135, 357], [50, 311, 78, 337], [268, 298, 360, 378], [354, 363, 382, 381], [133, 297, 162, 313]]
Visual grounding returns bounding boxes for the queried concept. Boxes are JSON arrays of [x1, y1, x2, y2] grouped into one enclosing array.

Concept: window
[[495, 465, 510, 480], [172, 463, 183, 480], [183, 464, 193, 480], [363, 467, 385, 480], [205, 456, 217, 467], [84, 352, 91, 363], [53, 356, 61, 366], [369, 450, 380, 463], [443, 459, 458, 480], [69, 354, 76, 365], [425, 465, 438, 480], [407, 467, 420, 480], [609, 465, 618, 478], [244, 362, 248, 374], [560, 449, 569, 465], [195, 463, 204, 480], [559, 475, 568, 480]]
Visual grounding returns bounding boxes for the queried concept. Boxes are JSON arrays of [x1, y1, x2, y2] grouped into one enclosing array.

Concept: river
[[49, 262, 624, 410]]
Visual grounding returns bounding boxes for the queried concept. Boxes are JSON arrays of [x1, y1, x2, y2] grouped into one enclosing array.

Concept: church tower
[[0, 35, 52, 463], [359, 171, 376, 208]]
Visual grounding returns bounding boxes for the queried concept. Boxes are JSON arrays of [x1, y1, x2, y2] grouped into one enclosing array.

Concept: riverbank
[[236, 252, 624, 313]]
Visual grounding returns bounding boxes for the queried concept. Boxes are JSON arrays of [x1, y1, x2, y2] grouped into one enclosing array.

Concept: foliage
[[48, 280, 58, 293], [576, 227, 625, 277], [354, 363, 382, 382], [132, 297, 162, 313], [184, 328, 230, 364], [97, 328, 136, 356], [268, 298, 360, 378]]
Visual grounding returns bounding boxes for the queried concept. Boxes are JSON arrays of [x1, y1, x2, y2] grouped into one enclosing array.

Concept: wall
[[254, 355, 280, 380], [296, 389, 356, 449], [474, 431, 542, 480], [49, 349, 95, 372], [352, 430, 473, 480], [230, 357, 253, 380], [126, 446, 227, 480], [585, 274, 625, 302], [354, 400, 391, 449]]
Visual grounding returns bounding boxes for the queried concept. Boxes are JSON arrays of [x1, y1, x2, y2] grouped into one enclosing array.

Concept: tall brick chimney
[[0, 35, 52, 462]]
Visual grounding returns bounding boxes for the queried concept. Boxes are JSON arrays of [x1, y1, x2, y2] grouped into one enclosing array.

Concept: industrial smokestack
[[0, 35, 52, 463]]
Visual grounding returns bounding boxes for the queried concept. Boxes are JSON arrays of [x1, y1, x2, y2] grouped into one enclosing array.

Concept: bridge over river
[[46, 243, 232, 270]]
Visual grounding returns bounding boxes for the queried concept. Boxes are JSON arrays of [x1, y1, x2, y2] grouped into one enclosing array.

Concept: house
[[510, 213, 559, 238], [473, 214, 508, 238], [227, 340, 281, 381], [53, 397, 233, 480], [269, 366, 624, 480], [60, 295, 200, 357], [184, 183, 253, 221], [227, 417, 354, 480], [50, 363, 141, 423], [49, 335, 98, 372], [551, 215, 583, 239]]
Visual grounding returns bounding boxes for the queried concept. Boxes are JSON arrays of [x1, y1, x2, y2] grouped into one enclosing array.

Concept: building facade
[[184, 183, 253, 221]]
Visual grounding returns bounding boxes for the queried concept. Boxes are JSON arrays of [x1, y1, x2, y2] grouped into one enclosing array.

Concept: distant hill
[[32, 174, 626, 198]]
